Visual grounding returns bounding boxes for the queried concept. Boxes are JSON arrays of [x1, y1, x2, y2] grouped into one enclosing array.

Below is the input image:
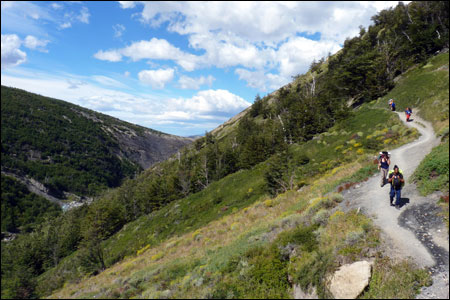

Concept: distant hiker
[[390, 99, 396, 111], [388, 99, 393, 109], [388, 165, 404, 207], [378, 151, 391, 187], [405, 107, 412, 122]]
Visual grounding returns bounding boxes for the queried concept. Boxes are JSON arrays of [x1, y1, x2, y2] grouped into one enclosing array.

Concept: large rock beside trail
[[328, 260, 373, 299]]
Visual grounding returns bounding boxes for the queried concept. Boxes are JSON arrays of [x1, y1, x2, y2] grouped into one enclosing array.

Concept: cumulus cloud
[[168, 89, 250, 116], [276, 37, 341, 78], [94, 38, 201, 71], [94, 50, 122, 62], [138, 68, 175, 89], [24, 35, 49, 52], [178, 75, 215, 90], [1, 34, 27, 68], [115, 1, 408, 92], [235, 68, 288, 92]]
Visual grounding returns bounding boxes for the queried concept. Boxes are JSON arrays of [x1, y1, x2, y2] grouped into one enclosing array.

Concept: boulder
[[328, 260, 373, 299]]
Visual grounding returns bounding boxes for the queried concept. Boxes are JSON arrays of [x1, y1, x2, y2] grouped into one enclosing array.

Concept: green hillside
[[1, 1, 448, 299], [1, 174, 61, 233], [1, 86, 192, 199], [1, 86, 193, 234]]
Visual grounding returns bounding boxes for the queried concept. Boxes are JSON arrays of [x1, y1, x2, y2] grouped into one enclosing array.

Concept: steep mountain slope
[[1, 86, 193, 202]]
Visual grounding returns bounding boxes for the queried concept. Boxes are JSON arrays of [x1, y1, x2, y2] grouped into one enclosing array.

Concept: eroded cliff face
[[103, 124, 194, 169]]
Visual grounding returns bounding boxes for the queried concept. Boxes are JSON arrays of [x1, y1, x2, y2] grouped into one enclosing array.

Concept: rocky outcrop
[[327, 260, 373, 299], [1, 171, 93, 211], [105, 125, 194, 169], [1, 170, 61, 205]]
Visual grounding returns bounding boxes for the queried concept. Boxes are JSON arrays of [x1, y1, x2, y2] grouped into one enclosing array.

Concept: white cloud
[[178, 75, 214, 90], [138, 68, 174, 89], [113, 24, 125, 38], [51, 3, 63, 10], [118, 1, 136, 9], [24, 35, 49, 52], [77, 7, 90, 24], [117, 1, 409, 92], [60, 22, 72, 29], [276, 37, 341, 78], [1, 69, 250, 135], [94, 38, 202, 71], [94, 49, 122, 62], [1, 34, 27, 68], [166, 89, 251, 120], [235, 68, 288, 92], [122, 38, 183, 61]]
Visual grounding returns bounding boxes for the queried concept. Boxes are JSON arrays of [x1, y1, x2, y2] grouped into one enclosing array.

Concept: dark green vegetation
[[1, 1, 448, 298], [2, 86, 139, 197], [1, 85, 192, 233], [1, 174, 61, 233], [1, 86, 191, 200], [412, 140, 449, 196]]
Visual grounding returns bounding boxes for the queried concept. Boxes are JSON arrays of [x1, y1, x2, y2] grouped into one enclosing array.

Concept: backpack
[[389, 169, 404, 188]]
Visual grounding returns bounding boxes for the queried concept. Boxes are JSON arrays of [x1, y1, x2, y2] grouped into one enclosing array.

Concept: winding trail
[[340, 110, 449, 298]]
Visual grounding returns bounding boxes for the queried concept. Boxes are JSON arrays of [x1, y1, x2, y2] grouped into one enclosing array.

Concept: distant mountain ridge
[[1, 85, 193, 202]]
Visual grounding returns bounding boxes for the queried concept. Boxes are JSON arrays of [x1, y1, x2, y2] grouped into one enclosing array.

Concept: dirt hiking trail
[[340, 110, 449, 298]]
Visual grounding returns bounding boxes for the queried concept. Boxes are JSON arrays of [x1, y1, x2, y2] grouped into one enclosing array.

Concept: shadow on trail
[[397, 197, 410, 208], [399, 203, 449, 274]]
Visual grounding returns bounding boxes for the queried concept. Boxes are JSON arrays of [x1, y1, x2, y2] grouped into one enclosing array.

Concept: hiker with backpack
[[388, 165, 404, 207], [405, 107, 412, 122], [378, 151, 391, 187]]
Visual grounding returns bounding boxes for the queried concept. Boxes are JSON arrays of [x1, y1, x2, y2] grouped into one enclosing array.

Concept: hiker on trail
[[388, 165, 405, 207], [405, 107, 412, 122], [378, 151, 390, 187], [390, 99, 396, 111]]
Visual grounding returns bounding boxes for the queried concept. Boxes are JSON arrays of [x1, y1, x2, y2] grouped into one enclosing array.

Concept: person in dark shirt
[[388, 165, 404, 207], [378, 152, 391, 187]]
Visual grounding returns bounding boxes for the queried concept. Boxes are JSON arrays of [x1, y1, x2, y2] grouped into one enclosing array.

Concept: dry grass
[[48, 161, 364, 299]]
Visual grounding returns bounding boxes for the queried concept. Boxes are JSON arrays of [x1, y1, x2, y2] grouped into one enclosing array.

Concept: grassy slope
[[48, 53, 448, 299], [46, 109, 420, 298], [376, 53, 449, 132]]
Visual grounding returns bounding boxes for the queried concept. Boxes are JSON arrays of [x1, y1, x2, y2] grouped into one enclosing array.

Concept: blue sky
[[1, 1, 407, 136]]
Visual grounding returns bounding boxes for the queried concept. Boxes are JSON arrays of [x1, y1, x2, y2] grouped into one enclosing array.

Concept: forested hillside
[[1, 1, 448, 299], [1, 86, 193, 234]]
